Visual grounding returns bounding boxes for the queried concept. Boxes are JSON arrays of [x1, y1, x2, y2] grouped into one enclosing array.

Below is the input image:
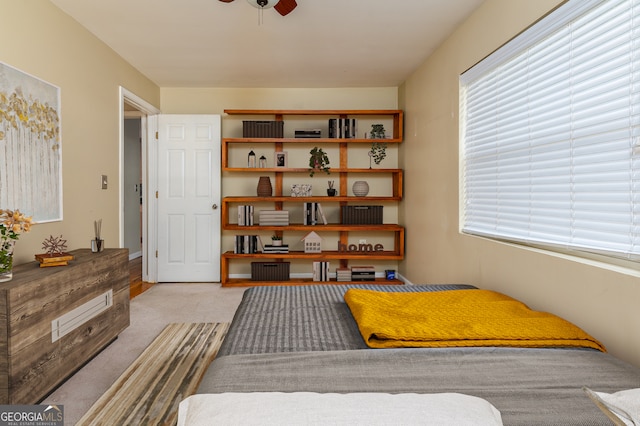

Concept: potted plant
[[308, 147, 330, 177], [271, 235, 283, 246], [370, 124, 386, 139]]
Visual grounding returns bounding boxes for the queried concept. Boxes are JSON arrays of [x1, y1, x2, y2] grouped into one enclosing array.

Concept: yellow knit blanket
[[344, 289, 606, 352]]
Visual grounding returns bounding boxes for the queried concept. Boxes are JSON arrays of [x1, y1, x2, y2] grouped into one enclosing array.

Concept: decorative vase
[[271, 239, 282, 247], [0, 240, 15, 282], [327, 188, 337, 197], [257, 176, 273, 197], [352, 181, 369, 197]]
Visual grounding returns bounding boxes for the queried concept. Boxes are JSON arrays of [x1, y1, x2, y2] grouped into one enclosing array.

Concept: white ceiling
[[49, 0, 484, 88]]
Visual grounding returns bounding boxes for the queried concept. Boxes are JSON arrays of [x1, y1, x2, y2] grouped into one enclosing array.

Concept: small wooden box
[[251, 262, 290, 281]]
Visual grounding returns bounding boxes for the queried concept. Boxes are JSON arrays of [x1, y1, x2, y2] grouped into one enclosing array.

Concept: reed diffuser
[[92, 219, 104, 253]]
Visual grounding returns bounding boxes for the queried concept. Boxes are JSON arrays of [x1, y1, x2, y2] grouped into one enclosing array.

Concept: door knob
[[212, 204, 218, 210]]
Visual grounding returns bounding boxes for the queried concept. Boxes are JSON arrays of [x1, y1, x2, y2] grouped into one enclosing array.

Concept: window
[[460, 0, 640, 261]]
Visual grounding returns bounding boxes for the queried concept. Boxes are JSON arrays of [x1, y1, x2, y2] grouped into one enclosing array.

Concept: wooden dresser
[[0, 248, 130, 404]]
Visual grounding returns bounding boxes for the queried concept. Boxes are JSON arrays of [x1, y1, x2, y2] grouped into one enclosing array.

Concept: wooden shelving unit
[[221, 109, 404, 287]]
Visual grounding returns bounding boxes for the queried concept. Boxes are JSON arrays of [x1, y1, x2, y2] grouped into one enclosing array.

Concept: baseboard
[[129, 251, 142, 260]]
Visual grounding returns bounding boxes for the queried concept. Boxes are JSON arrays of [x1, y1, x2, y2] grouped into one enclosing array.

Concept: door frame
[[119, 87, 161, 282]]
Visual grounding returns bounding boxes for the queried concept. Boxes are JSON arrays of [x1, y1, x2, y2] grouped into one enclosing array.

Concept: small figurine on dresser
[[35, 235, 73, 267]]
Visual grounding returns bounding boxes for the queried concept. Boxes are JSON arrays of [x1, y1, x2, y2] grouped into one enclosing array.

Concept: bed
[[186, 284, 640, 425]]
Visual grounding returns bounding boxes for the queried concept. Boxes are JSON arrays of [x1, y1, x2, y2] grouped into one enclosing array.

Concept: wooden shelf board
[[224, 224, 403, 232], [224, 109, 402, 116], [223, 137, 401, 144], [223, 167, 402, 173], [223, 196, 401, 202], [222, 250, 403, 260], [221, 277, 404, 288]]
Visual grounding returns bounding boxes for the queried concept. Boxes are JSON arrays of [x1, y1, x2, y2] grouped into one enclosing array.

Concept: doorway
[[119, 87, 160, 282], [123, 116, 142, 260]]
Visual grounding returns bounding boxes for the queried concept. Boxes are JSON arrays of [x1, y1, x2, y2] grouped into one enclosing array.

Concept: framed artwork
[[275, 151, 287, 168], [0, 62, 62, 222]]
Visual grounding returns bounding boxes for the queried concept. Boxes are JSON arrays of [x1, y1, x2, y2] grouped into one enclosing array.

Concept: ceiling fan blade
[[274, 0, 297, 16]]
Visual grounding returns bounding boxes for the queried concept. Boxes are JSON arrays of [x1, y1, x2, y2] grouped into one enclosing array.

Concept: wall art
[[0, 62, 62, 222]]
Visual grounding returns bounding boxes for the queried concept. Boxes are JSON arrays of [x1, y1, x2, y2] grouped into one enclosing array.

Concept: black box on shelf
[[243, 121, 284, 138], [295, 129, 322, 138], [251, 262, 290, 281], [341, 205, 383, 224]]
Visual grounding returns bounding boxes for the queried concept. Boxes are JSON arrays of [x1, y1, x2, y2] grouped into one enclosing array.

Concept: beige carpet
[[76, 322, 229, 426]]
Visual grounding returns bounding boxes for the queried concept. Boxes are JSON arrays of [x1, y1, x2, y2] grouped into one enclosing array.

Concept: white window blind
[[460, 0, 640, 260]]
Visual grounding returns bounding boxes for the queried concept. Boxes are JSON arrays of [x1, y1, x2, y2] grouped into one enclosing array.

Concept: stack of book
[[336, 267, 352, 281], [35, 253, 74, 268], [237, 205, 254, 226], [259, 210, 289, 226], [234, 235, 262, 254], [351, 265, 376, 281], [313, 261, 330, 281], [303, 202, 327, 225], [328, 118, 358, 139], [262, 244, 289, 254], [295, 129, 322, 138]]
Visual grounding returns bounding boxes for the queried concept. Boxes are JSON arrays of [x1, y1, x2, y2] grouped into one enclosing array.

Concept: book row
[[312, 261, 330, 281], [328, 118, 358, 139], [238, 205, 334, 226]]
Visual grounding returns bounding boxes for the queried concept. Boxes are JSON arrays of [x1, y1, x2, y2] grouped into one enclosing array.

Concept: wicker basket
[[341, 205, 383, 224], [243, 121, 284, 138], [251, 262, 290, 281]]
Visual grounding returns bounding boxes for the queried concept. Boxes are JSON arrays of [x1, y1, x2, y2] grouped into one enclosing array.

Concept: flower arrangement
[[0, 209, 33, 281], [0, 209, 33, 243]]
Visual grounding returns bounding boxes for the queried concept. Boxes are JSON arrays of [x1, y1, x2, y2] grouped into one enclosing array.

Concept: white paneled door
[[157, 115, 221, 282]]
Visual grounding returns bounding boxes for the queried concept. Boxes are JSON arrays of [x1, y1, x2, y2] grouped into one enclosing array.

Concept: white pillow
[[178, 392, 503, 426], [583, 387, 640, 426]]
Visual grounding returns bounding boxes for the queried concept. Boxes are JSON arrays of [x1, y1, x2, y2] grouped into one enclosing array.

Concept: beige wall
[[402, 0, 640, 367], [160, 87, 399, 115], [161, 87, 401, 275], [1, 1, 160, 265]]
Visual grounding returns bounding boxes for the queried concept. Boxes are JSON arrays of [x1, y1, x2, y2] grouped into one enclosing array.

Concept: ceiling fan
[[219, 0, 298, 17]]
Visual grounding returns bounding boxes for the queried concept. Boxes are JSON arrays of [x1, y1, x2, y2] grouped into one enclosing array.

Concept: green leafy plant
[[308, 147, 330, 177], [271, 235, 282, 241], [370, 124, 386, 139], [369, 141, 387, 167], [0, 209, 33, 275]]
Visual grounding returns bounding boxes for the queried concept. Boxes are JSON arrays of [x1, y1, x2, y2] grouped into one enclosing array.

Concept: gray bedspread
[[201, 283, 640, 425], [217, 283, 475, 356], [199, 346, 640, 426]]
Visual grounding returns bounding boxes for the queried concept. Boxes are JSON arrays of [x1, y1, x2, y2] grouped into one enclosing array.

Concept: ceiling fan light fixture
[[246, 0, 275, 9]]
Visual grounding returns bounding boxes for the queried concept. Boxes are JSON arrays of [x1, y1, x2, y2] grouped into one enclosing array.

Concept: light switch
[[101, 175, 108, 190]]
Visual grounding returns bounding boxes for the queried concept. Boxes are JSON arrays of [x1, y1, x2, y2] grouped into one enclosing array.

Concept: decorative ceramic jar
[[352, 181, 369, 197], [257, 176, 273, 197]]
